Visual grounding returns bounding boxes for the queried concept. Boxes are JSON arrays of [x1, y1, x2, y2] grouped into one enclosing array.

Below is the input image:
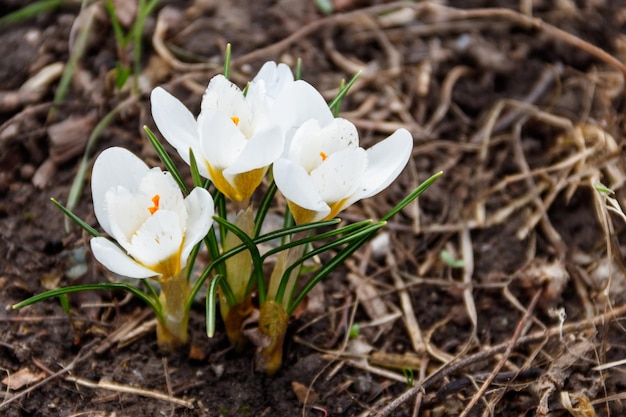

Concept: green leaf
[[287, 225, 379, 315], [594, 183, 614, 195], [131, 0, 160, 94], [105, 0, 129, 48], [51, 198, 100, 237], [143, 126, 189, 195], [381, 171, 443, 222], [13, 283, 164, 322], [279, 221, 385, 307], [223, 43, 232, 80], [288, 172, 442, 314], [189, 148, 204, 188], [49, 2, 96, 121], [213, 216, 266, 302], [261, 219, 372, 261], [328, 70, 361, 114], [0, 0, 63, 28], [440, 250, 465, 268], [187, 218, 341, 307], [349, 323, 360, 339], [295, 57, 303, 81], [59, 293, 71, 315], [254, 180, 277, 238], [402, 367, 414, 387], [314, 0, 333, 15], [206, 275, 222, 337]]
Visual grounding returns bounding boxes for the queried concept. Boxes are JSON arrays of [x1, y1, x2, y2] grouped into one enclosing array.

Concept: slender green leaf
[[214, 193, 227, 248], [223, 43, 232, 80], [213, 216, 266, 302], [295, 57, 302, 81], [185, 242, 202, 282], [0, 0, 64, 28], [141, 278, 160, 301], [49, 2, 96, 121], [187, 218, 342, 306], [189, 149, 204, 188], [381, 171, 443, 222], [51, 198, 100, 237], [281, 205, 294, 246], [287, 225, 381, 315], [594, 183, 614, 194], [206, 275, 223, 337], [143, 126, 188, 194], [188, 243, 242, 310], [328, 70, 361, 113], [261, 219, 372, 261], [253, 180, 277, 238], [277, 222, 385, 306], [104, 0, 129, 48], [13, 283, 164, 322], [59, 293, 71, 315], [333, 79, 346, 117], [287, 172, 442, 313]]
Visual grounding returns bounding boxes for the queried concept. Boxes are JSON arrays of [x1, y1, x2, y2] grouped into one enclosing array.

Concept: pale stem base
[[156, 269, 190, 352]]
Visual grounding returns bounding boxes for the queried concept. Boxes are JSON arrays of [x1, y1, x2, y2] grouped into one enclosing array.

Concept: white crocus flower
[[90, 147, 214, 280], [273, 118, 413, 224], [151, 72, 286, 204]]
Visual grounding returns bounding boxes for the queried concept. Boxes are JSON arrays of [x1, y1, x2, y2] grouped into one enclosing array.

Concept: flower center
[[231, 116, 240, 126], [319, 152, 328, 161], [148, 194, 160, 215]]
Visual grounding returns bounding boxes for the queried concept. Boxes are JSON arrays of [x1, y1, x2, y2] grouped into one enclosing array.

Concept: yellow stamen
[[320, 152, 328, 161], [231, 116, 240, 126], [148, 194, 160, 215]]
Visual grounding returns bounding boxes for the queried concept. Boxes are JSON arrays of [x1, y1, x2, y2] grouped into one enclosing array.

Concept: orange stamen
[[148, 194, 160, 215], [320, 152, 328, 161], [231, 116, 240, 126]]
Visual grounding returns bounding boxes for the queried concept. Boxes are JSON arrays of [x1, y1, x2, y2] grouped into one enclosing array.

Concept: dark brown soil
[[2, 1, 626, 416]]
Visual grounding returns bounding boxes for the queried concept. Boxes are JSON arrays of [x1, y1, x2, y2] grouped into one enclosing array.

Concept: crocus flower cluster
[[87, 60, 414, 367], [149, 62, 413, 219]]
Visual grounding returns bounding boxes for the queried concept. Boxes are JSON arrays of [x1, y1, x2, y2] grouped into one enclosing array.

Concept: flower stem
[[156, 269, 190, 352], [220, 207, 255, 349], [256, 300, 289, 376], [268, 230, 308, 309]]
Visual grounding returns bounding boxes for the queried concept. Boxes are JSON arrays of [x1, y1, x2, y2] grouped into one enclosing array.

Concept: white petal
[[138, 169, 187, 228], [273, 158, 329, 215], [198, 108, 247, 169], [310, 148, 366, 203], [353, 128, 413, 202], [290, 118, 359, 172], [150, 87, 199, 163], [201, 75, 249, 119], [91, 147, 149, 236], [252, 61, 278, 83], [105, 187, 148, 251], [90, 237, 157, 279], [128, 210, 184, 268], [272, 80, 334, 150], [252, 61, 294, 100], [180, 187, 214, 267], [287, 119, 322, 169], [223, 126, 283, 177]]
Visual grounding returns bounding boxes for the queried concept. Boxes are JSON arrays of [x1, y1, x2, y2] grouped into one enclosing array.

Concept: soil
[[2, 1, 626, 416]]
